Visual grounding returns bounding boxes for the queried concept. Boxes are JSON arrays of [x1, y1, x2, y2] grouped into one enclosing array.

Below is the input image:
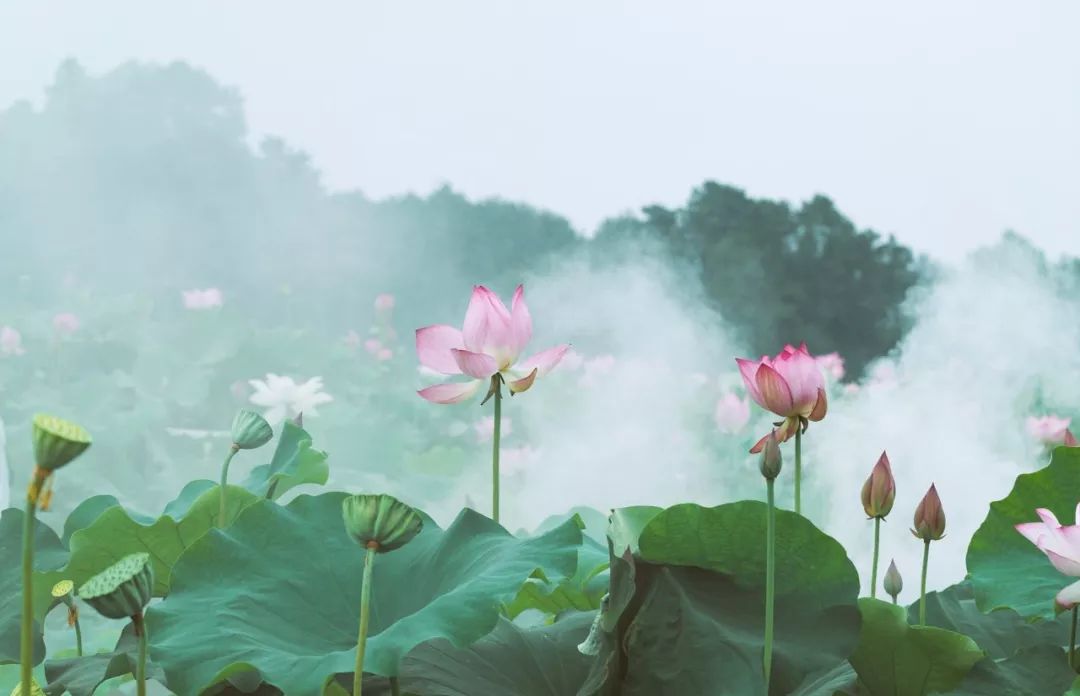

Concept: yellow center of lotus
[[51, 579, 74, 598]]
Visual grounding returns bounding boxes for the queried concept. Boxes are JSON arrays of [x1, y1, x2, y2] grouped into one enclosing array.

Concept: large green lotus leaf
[[849, 598, 983, 695], [38, 484, 258, 598], [788, 662, 857, 695], [395, 613, 595, 695], [606, 505, 661, 556], [146, 493, 584, 696], [967, 446, 1080, 618], [532, 507, 609, 544], [0, 509, 69, 665], [951, 645, 1075, 695], [60, 495, 123, 545], [160, 479, 218, 518], [1067, 676, 1080, 695], [43, 622, 165, 696], [241, 421, 328, 500], [505, 533, 609, 620]]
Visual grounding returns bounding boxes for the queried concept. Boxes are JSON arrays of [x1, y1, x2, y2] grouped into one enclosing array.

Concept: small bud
[[342, 493, 423, 552], [77, 552, 154, 620], [883, 559, 903, 601], [911, 484, 946, 541], [861, 451, 896, 518], [32, 414, 91, 472], [230, 409, 273, 450], [1066, 429, 1078, 447], [758, 429, 783, 480]]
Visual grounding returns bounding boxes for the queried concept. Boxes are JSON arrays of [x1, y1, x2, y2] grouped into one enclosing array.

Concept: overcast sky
[[2, 1, 1076, 261]]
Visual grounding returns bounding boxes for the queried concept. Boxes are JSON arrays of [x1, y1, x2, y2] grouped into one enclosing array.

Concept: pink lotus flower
[[182, 288, 224, 310], [0, 327, 25, 356], [1067, 430, 1079, 448], [416, 285, 569, 404], [1026, 415, 1072, 445], [714, 393, 750, 434], [736, 342, 828, 452], [376, 348, 393, 361], [815, 352, 845, 381], [1016, 505, 1080, 608], [52, 312, 80, 336], [374, 294, 395, 312], [364, 338, 383, 355]]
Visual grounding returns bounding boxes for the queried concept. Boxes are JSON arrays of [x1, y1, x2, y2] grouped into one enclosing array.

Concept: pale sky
[[1, 1, 1077, 261]]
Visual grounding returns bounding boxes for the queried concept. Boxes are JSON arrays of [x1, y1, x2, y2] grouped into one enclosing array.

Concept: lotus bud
[[230, 409, 273, 450], [911, 484, 946, 541], [1066, 429, 1078, 447], [758, 429, 783, 481], [342, 493, 423, 552], [883, 560, 903, 601], [32, 414, 91, 472], [861, 451, 896, 519], [77, 552, 154, 620]]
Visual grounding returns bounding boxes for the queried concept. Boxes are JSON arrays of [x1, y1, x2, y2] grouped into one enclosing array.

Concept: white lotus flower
[[248, 373, 333, 423], [0, 416, 10, 510]]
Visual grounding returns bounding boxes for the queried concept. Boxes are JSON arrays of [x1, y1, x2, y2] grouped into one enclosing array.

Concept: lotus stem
[[20, 491, 38, 696], [870, 517, 881, 599], [919, 539, 930, 626], [74, 612, 83, 657], [491, 380, 502, 524], [354, 544, 378, 696], [794, 428, 802, 515], [1071, 606, 1077, 672], [218, 445, 239, 528], [389, 676, 401, 696], [764, 477, 776, 692], [133, 612, 147, 696]]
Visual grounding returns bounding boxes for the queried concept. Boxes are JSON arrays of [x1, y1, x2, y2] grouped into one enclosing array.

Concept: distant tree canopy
[[1, 60, 929, 376]]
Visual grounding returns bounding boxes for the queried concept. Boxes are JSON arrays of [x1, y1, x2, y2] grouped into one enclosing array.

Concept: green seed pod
[[77, 552, 154, 619], [32, 414, 91, 472], [230, 409, 273, 450], [342, 493, 423, 552]]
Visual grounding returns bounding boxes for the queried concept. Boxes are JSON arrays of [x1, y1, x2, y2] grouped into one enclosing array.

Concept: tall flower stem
[[133, 612, 148, 696], [919, 540, 930, 626], [764, 477, 776, 692], [20, 491, 38, 696], [73, 614, 83, 657], [218, 445, 239, 528], [354, 544, 378, 696], [1070, 606, 1077, 672], [870, 517, 881, 599], [389, 676, 401, 696], [491, 381, 502, 524], [794, 428, 802, 515]]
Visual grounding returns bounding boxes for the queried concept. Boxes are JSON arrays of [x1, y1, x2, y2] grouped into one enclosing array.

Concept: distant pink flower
[[815, 352, 845, 381], [376, 348, 393, 361], [474, 416, 512, 443], [364, 338, 383, 355], [415, 285, 569, 404], [1026, 415, 1072, 445], [560, 349, 585, 371], [1016, 505, 1080, 608], [736, 342, 828, 452], [0, 327, 25, 356], [579, 354, 616, 387], [501, 445, 541, 475], [52, 312, 80, 336], [374, 294, 395, 312], [714, 393, 750, 434], [1067, 430, 1079, 448], [182, 288, 224, 310], [344, 330, 362, 349]]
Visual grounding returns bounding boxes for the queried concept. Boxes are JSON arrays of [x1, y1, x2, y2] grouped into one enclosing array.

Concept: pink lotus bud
[[861, 451, 896, 518], [376, 348, 393, 361], [374, 294, 395, 312], [364, 338, 383, 355], [1066, 429, 1079, 447], [911, 484, 946, 541], [883, 559, 903, 600], [0, 326, 26, 356], [52, 313, 80, 336], [714, 393, 750, 434], [1025, 415, 1071, 445], [736, 342, 828, 426], [758, 429, 783, 480]]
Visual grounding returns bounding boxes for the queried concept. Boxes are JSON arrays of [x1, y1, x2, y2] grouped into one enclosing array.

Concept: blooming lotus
[[181, 288, 224, 310], [714, 392, 750, 434], [248, 373, 333, 422], [0, 327, 25, 356], [736, 343, 827, 452], [52, 313, 80, 336], [416, 285, 568, 404], [1026, 415, 1072, 445], [1016, 505, 1080, 608]]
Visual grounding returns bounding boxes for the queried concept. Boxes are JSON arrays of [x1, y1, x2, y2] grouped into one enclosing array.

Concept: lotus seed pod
[[758, 429, 783, 480], [883, 559, 903, 601], [230, 409, 273, 450], [861, 451, 896, 519], [911, 484, 946, 541], [77, 552, 154, 619], [9, 680, 45, 696], [32, 414, 91, 472], [342, 493, 423, 552], [51, 579, 74, 602]]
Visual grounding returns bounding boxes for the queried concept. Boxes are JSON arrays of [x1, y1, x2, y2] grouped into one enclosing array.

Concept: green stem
[[491, 382, 502, 524], [74, 615, 83, 657], [1071, 606, 1077, 672], [20, 496, 37, 696], [870, 517, 881, 599], [218, 446, 239, 528], [891, 595, 897, 605], [764, 477, 776, 692], [919, 540, 930, 626], [794, 428, 802, 515], [354, 545, 377, 696], [389, 676, 401, 696], [134, 613, 147, 696]]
